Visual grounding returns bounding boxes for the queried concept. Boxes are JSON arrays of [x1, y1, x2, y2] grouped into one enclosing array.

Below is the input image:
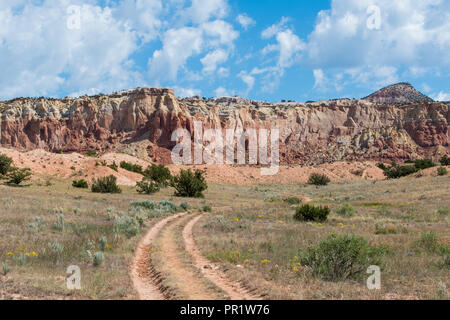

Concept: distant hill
[[363, 82, 434, 104]]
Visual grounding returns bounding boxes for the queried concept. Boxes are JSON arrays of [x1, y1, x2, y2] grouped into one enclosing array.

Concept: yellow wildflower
[[6, 252, 15, 257], [243, 259, 249, 264], [257, 215, 264, 218], [248, 249, 253, 253], [261, 259, 270, 264], [106, 244, 112, 250], [233, 217, 239, 222], [292, 265, 299, 271], [338, 223, 344, 226]]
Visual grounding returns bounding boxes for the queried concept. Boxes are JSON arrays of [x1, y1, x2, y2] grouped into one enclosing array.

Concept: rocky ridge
[[0, 85, 448, 165]]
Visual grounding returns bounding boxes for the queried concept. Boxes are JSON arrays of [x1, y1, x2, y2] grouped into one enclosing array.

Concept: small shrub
[[130, 200, 156, 210], [439, 155, 450, 166], [48, 241, 64, 263], [200, 205, 212, 212], [99, 237, 107, 251], [283, 196, 302, 205], [144, 164, 172, 187], [374, 222, 397, 235], [300, 233, 386, 281], [0, 154, 13, 176], [308, 173, 330, 186], [93, 252, 105, 267], [381, 162, 418, 179], [437, 167, 448, 176], [29, 216, 46, 232], [1, 262, 11, 275], [107, 161, 118, 172], [158, 200, 179, 213], [53, 214, 65, 231], [120, 161, 143, 174], [6, 167, 32, 185], [72, 179, 89, 189], [136, 178, 160, 194], [114, 216, 140, 239], [91, 175, 122, 194], [413, 159, 436, 170], [294, 204, 330, 222], [335, 204, 356, 217], [180, 202, 190, 211], [417, 232, 440, 253], [171, 169, 208, 198], [85, 150, 97, 157]]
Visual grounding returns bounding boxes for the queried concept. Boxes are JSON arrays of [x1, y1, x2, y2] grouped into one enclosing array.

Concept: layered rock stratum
[[0, 85, 448, 165]]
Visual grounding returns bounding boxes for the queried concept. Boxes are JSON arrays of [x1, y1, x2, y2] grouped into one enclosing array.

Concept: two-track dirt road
[[131, 212, 261, 300]]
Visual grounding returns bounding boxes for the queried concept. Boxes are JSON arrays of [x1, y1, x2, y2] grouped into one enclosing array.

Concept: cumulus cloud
[[433, 92, 450, 102], [305, 0, 450, 89], [236, 14, 255, 30], [0, 1, 140, 99], [201, 49, 228, 74], [173, 86, 202, 98]]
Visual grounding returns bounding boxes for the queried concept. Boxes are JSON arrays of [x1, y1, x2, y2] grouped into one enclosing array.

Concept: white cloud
[[238, 71, 255, 95], [173, 86, 202, 98], [201, 49, 228, 74], [148, 27, 204, 81], [236, 14, 255, 30], [0, 1, 140, 99], [305, 0, 450, 89], [313, 69, 325, 89], [215, 86, 234, 97], [433, 92, 450, 101], [185, 0, 229, 24]]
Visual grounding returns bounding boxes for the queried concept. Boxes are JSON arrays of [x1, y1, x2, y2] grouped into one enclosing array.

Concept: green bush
[[120, 161, 143, 174], [300, 233, 386, 281], [136, 177, 160, 194], [107, 161, 118, 172], [180, 202, 190, 211], [381, 162, 418, 179], [171, 169, 207, 198], [6, 167, 32, 185], [308, 173, 330, 186], [143, 164, 172, 187], [437, 167, 448, 176], [91, 175, 122, 194], [85, 150, 97, 157], [439, 155, 450, 166], [93, 252, 105, 267], [417, 231, 440, 253], [200, 205, 212, 212], [130, 200, 156, 210], [294, 204, 330, 222], [114, 216, 139, 238], [335, 204, 356, 217], [283, 196, 302, 205], [2, 262, 11, 275], [0, 154, 13, 176], [72, 179, 89, 189], [99, 236, 107, 251], [413, 159, 436, 170]]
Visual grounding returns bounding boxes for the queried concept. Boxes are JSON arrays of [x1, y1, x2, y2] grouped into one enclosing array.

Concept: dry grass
[[194, 175, 450, 300], [0, 171, 448, 300]]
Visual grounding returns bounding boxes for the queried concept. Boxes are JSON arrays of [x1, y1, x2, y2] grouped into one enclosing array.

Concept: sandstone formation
[[363, 82, 434, 104], [0, 85, 448, 165]]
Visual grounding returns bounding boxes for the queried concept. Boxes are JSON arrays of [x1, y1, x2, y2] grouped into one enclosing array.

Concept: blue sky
[[0, 0, 449, 102]]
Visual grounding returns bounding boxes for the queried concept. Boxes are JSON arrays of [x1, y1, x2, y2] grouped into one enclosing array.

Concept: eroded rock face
[[0, 87, 448, 165]]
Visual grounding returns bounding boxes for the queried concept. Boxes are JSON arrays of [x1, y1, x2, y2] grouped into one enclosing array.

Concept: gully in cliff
[[171, 121, 280, 176]]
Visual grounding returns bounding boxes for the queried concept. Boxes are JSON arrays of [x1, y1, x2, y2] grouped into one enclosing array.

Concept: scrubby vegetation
[[171, 169, 207, 198], [120, 161, 143, 174], [440, 155, 450, 166], [379, 159, 438, 179], [136, 177, 160, 194], [72, 179, 89, 189], [0, 154, 13, 176], [6, 167, 32, 186], [335, 204, 356, 217], [300, 233, 387, 281], [91, 175, 122, 194], [107, 161, 118, 172], [437, 167, 448, 176], [307, 173, 330, 186], [85, 150, 97, 157], [283, 196, 302, 205], [294, 204, 330, 222], [143, 164, 172, 187]]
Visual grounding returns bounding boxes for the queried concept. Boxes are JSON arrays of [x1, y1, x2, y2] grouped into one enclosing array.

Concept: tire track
[[183, 214, 262, 300], [130, 212, 187, 300]]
